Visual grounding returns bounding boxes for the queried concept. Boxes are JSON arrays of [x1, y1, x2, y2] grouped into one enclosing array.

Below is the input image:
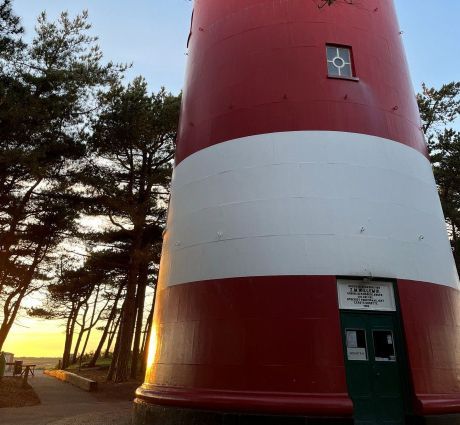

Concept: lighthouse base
[[133, 401, 460, 425], [423, 416, 460, 425], [133, 401, 354, 425]]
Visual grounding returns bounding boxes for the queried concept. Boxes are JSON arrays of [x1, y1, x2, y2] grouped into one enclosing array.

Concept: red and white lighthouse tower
[[135, 1, 460, 424]]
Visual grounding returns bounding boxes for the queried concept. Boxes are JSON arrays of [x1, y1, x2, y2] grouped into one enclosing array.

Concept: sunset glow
[[5, 319, 103, 357]]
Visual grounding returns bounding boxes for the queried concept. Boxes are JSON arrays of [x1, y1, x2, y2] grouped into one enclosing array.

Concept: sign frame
[[337, 279, 396, 312]]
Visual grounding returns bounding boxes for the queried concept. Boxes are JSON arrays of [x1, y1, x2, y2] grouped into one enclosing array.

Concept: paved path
[[0, 372, 132, 425]]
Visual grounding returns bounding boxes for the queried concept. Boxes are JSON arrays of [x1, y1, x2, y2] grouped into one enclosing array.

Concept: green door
[[341, 312, 406, 425]]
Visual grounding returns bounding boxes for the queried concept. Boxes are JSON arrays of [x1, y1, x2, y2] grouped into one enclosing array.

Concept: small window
[[345, 329, 368, 361], [373, 330, 396, 362], [326, 45, 354, 78]]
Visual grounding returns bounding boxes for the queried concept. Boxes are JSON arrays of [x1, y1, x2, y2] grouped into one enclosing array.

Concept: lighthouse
[[135, 1, 460, 424]]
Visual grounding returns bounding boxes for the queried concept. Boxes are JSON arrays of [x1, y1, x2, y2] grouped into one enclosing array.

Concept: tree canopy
[[418, 82, 460, 269], [0, 5, 123, 350], [77, 78, 181, 381]]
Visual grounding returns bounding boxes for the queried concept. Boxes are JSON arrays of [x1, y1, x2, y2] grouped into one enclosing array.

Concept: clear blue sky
[[11, 0, 460, 95]]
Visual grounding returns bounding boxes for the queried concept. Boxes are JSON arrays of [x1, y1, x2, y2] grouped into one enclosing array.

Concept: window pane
[[373, 330, 396, 362], [341, 63, 353, 78], [328, 61, 339, 76], [338, 47, 351, 63], [326, 45, 355, 78], [327, 46, 337, 61], [346, 329, 368, 361]]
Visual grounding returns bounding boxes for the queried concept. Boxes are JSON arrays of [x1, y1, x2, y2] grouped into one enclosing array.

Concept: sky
[[5, 0, 460, 357], [11, 0, 460, 94]]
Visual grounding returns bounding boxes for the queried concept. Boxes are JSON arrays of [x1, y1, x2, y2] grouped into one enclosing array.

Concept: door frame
[[338, 278, 415, 422]]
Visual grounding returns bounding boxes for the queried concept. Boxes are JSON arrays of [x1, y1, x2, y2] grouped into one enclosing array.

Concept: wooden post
[[22, 366, 30, 388], [14, 360, 23, 376]]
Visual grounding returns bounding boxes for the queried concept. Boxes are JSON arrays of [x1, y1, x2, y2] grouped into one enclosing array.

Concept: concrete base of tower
[[133, 401, 354, 425], [422, 415, 460, 425], [133, 401, 460, 425]]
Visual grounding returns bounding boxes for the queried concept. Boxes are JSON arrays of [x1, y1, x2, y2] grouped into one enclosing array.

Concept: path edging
[[44, 369, 98, 392]]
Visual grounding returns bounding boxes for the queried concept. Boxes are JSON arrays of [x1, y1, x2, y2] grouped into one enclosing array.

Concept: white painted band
[[159, 131, 459, 289]]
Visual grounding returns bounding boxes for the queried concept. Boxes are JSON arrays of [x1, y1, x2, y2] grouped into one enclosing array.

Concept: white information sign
[[337, 280, 396, 312], [347, 347, 367, 361]]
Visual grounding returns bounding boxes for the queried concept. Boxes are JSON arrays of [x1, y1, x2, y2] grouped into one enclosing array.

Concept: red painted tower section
[[175, 0, 427, 163], [135, 1, 460, 424]]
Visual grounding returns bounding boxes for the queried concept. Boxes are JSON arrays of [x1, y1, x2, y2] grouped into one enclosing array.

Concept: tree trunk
[[0, 243, 44, 350], [0, 178, 43, 290], [78, 287, 101, 366], [79, 328, 92, 368], [130, 261, 148, 379], [112, 294, 135, 382], [0, 325, 10, 352], [87, 319, 110, 368], [107, 321, 122, 381], [141, 308, 152, 361], [72, 304, 88, 364], [0, 285, 30, 350], [62, 307, 78, 369], [88, 285, 123, 367], [62, 316, 72, 369], [105, 313, 121, 358], [112, 228, 143, 382], [72, 328, 85, 365]]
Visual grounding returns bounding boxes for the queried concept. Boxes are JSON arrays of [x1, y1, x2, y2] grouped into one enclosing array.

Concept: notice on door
[[337, 280, 396, 312], [347, 347, 368, 361], [345, 329, 368, 361]]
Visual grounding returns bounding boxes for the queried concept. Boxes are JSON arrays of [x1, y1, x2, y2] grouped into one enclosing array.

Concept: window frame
[[345, 328, 369, 361], [326, 44, 359, 82], [372, 329, 397, 362]]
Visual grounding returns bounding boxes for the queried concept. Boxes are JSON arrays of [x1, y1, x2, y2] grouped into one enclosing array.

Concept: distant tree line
[[0, 0, 459, 384]]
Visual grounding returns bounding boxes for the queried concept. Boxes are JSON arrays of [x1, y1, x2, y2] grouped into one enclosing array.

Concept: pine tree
[[417, 82, 460, 269], [0, 8, 123, 350], [0, 0, 23, 61], [76, 78, 181, 382]]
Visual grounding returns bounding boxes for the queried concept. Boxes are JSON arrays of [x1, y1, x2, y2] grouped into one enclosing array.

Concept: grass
[[0, 377, 40, 408], [92, 357, 112, 368], [66, 357, 112, 372]]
